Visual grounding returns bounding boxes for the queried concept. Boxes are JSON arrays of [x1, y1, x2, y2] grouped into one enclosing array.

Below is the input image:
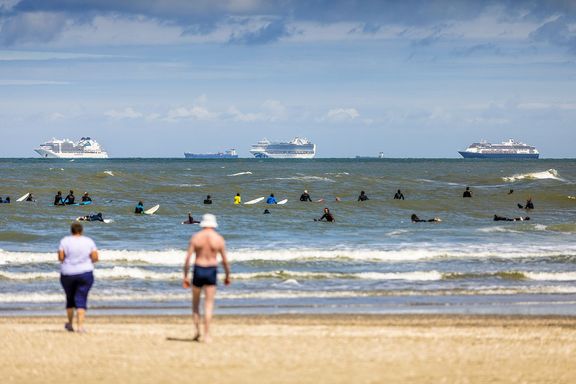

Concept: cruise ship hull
[[251, 152, 315, 159], [35, 148, 109, 159], [458, 152, 539, 159]]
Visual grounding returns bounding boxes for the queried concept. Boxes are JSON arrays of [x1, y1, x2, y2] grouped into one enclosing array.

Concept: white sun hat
[[200, 213, 218, 228]]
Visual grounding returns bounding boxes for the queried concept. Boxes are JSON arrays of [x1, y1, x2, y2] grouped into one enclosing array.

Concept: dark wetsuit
[[319, 213, 335, 222], [65, 194, 75, 205], [82, 196, 92, 202], [494, 215, 530, 222], [26, 195, 34, 202], [204, 198, 212, 205], [192, 266, 217, 287], [394, 192, 404, 200], [463, 190, 472, 198], [300, 193, 312, 202], [358, 193, 369, 201], [411, 214, 436, 223], [135, 203, 144, 214], [54, 194, 64, 206]]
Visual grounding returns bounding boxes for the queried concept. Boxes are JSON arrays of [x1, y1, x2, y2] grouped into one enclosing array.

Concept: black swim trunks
[[192, 265, 218, 287]]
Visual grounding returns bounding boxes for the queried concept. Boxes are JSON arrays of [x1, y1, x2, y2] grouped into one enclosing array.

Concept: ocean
[[0, 158, 575, 316]]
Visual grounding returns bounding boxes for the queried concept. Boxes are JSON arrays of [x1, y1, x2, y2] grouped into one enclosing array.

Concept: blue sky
[[1, 0, 575, 157]]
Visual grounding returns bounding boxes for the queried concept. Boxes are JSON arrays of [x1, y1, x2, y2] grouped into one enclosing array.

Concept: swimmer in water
[[315, 207, 335, 222], [462, 187, 472, 198], [393, 189, 405, 200], [411, 214, 441, 223], [26, 193, 35, 202], [300, 190, 312, 202], [517, 197, 534, 210], [135, 201, 144, 214], [493, 215, 530, 222], [234, 193, 241, 205], [263, 209, 271, 214], [358, 191, 369, 201], [508, 189, 514, 195], [78, 213, 104, 222], [266, 194, 277, 204], [204, 195, 212, 205]]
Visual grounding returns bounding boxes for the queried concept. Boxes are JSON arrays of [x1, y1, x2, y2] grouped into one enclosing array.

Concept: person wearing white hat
[[299, 190, 312, 202], [183, 214, 230, 343]]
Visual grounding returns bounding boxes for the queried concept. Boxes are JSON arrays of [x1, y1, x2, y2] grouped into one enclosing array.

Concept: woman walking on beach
[[58, 222, 99, 333]]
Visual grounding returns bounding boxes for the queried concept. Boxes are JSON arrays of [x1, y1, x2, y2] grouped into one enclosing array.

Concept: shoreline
[[2, 314, 575, 383]]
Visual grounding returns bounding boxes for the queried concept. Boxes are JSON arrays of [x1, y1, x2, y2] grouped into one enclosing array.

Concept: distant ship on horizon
[[35, 137, 108, 159], [459, 139, 539, 159], [250, 137, 316, 159], [184, 149, 238, 159], [356, 152, 385, 159]]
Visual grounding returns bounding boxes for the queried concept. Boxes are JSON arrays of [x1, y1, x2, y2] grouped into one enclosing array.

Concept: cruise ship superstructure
[[250, 137, 316, 159], [35, 137, 109, 159], [459, 139, 539, 159]]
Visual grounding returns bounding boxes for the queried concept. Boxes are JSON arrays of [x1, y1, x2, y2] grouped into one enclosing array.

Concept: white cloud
[[321, 107, 360, 122], [165, 105, 215, 121], [105, 107, 144, 119]]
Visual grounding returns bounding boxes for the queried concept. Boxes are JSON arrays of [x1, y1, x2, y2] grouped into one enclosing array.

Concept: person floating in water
[[411, 214, 441, 223], [266, 193, 277, 204], [2, 196, 9, 204], [358, 191, 369, 201], [183, 213, 200, 224], [315, 207, 335, 222], [462, 187, 472, 198], [78, 213, 104, 222], [135, 201, 144, 214], [393, 189, 405, 200], [54, 191, 65, 206], [81, 192, 92, 202], [204, 195, 212, 205], [300, 190, 312, 202], [508, 189, 514, 195], [64, 190, 75, 205], [233, 193, 241, 205], [263, 209, 271, 214], [26, 193, 34, 202], [518, 197, 534, 210], [494, 215, 530, 222]]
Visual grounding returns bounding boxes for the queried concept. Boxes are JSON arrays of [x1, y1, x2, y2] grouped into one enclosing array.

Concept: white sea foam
[[478, 226, 522, 234], [228, 171, 252, 177], [260, 176, 335, 183], [103, 170, 114, 176], [2, 245, 576, 266], [503, 169, 563, 182], [525, 272, 576, 281]]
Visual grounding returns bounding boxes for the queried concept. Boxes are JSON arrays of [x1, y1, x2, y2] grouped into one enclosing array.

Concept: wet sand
[[1, 314, 575, 384]]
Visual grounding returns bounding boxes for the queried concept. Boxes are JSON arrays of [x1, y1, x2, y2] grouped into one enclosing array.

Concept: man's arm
[[58, 250, 65, 263], [90, 250, 99, 263], [182, 239, 194, 288], [220, 240, 231, 285]]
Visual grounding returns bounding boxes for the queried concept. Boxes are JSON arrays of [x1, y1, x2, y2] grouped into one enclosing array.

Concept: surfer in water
[[25, 193, 34, 202], [81, 192, 92, 203], [134, 201, 144, 214], [183, 213, 200, 224], [263, 209, 271, 214], [2, 196, 10, 203], [358, 191, 369, 201], [508, 189, 514, 195], [463, 187, 472, 198], [315, 207, 335, 222], [64, 190, 75, 205], [411, 214, 441, 223], [300, 190, 312, 202], [394, 189, 405, 200], [266, 193, 277, 204], [78, 213, 104, 222], [54, 191, 65, 206], [234, 193, 241, 205], [493, 215, 530, 222], [204, 195, 212, 205], [518, 197, 534, 210]]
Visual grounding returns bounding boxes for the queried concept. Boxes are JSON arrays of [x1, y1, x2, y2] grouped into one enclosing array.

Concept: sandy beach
[[1, 314, 575, 384]]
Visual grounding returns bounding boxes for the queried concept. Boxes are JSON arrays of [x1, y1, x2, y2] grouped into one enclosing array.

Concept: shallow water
[[1, 158, 575, 315]]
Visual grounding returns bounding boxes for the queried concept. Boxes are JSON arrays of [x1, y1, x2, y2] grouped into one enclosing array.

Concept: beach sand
[[1, 314, 575, 384]]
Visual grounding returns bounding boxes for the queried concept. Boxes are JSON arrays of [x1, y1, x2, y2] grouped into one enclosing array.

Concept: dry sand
[[1, 314, 575, 384]]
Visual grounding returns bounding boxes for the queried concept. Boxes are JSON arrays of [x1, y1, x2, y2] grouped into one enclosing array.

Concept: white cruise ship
[[249, 137, 316, 159], [459, 139, 539, 159], [35, 137, 109, 159]]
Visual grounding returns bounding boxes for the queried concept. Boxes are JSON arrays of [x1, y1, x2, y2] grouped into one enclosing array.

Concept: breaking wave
[[503, 169, 563, 182]]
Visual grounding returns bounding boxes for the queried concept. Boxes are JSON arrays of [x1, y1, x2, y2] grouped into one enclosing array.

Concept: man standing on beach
[[183, 214, 230, 343]]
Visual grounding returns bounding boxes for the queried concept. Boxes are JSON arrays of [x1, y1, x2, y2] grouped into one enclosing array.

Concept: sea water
[[0, 158, 575, 316]]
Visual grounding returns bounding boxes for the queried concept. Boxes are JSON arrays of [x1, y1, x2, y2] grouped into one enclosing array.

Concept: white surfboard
[[277, 199, 288, 205], [17, 193, 30, 202], [244, 197, 265, 205], [144, 204, 160, 215], [569, 196, 576, 200]]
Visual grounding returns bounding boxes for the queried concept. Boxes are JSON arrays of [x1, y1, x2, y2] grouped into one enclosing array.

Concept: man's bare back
[[190, 229, 225, 267]]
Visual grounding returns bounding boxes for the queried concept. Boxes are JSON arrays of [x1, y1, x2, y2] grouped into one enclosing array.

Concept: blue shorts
[[192, 266, 217, 287], [60, 271, 94, 309]]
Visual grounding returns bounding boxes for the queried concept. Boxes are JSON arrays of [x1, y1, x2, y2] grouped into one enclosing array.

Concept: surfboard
[[16, 193, 30, 202], [72, 201, 92, 206], [75, 216, 111, 223], [244, 197, 265, 205], [569, 196, 576, 200], [277, 199, 288, 205], [144, 204, 160, 215]]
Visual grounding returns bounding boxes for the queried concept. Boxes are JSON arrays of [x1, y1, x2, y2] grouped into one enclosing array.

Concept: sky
[[0, 0, 575, 158]]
